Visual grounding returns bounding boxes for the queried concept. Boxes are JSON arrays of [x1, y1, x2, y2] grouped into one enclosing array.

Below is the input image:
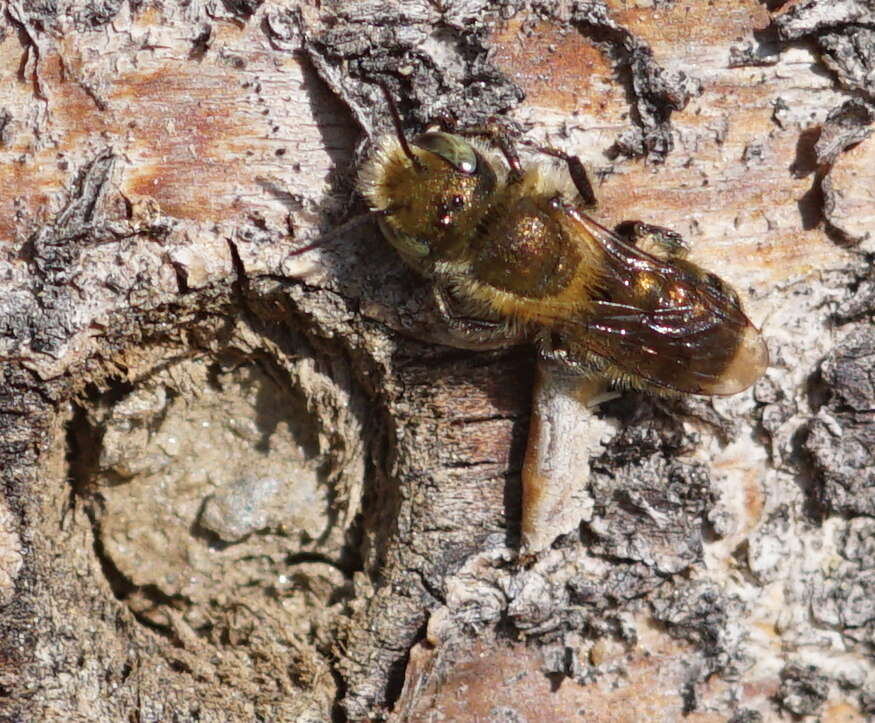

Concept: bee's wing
[[574, 297, 768, 395], [557, 210, 768, 395]]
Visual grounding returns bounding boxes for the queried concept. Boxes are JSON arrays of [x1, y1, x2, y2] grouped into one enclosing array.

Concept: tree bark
[[1, 1, 874, 721]]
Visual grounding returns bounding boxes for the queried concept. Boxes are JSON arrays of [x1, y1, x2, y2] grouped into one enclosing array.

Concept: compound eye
[[414, 132, 477, 174]]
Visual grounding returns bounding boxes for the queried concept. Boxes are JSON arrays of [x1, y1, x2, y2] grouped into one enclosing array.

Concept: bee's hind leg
[[614, 221, 691, 260]]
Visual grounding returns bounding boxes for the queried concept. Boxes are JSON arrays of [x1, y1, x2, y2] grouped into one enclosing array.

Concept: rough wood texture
[[1, 1, 873, 721]]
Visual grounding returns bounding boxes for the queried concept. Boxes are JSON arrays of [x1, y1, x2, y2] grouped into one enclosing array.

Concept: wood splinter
[[521, 366, 616, 553]]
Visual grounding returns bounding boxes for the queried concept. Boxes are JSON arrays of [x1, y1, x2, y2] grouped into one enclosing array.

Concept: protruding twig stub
[[521, 364, 616, 552]]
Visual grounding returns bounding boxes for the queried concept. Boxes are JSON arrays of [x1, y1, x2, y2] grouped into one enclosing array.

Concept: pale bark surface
[[0, 1, 873, 721]]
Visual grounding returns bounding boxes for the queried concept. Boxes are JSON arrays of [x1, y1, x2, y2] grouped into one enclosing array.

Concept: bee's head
[[358, 130, 498, 270]]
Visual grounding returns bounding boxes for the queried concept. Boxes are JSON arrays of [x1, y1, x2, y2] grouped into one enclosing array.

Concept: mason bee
[[355, 92, 768, 396]]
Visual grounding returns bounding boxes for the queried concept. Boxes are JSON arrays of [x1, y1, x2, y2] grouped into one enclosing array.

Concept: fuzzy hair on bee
[[355, 104, 768, 397], [359, 136, 596, 308]]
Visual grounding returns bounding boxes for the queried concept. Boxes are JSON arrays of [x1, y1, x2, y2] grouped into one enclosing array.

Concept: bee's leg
[[432, 108, 458, 133], [615, 221, 691, 260], [521, 142, 598, 209], [522, 141, 689, 256], [535, 331, 587, 374], [535, 332, 618, 401], [431, 284, 526, 349], [451, 122, 526, 182]]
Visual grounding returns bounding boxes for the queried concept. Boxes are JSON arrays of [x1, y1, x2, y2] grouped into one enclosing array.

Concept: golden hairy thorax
[[360, 135, 601, 314], [357, 128, 768, 397]]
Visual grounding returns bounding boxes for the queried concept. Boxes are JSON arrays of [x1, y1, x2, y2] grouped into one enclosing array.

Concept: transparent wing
[[555, 209, 768, 395]]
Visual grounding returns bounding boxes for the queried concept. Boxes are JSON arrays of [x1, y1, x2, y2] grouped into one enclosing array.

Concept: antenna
[[285, 212, 377, 257], [375, 81, 423, 171]]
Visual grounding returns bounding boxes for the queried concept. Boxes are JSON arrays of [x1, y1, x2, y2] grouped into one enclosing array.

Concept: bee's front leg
[[430, 284, 526, 350], [615, 220, 691, 260], [447, 121, 527, 182], [521, 141, 598, 209]]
